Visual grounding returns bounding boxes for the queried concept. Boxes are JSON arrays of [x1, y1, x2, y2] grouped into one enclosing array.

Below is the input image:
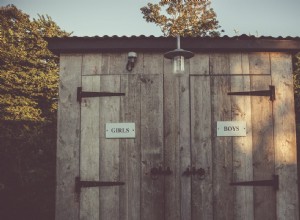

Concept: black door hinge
[[230, 174, 279, 191], [77, 87, 125, 102], [75, 176, 125, 193], [228, 85, 275, 101]]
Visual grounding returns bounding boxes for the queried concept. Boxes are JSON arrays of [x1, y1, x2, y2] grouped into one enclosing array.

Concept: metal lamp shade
[[164, 48, 194, 74]]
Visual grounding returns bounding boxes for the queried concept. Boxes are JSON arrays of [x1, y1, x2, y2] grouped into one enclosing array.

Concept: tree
[[0, 5, 70, 219], [0, 4, 70, 121], [141, 0, 221, 37]]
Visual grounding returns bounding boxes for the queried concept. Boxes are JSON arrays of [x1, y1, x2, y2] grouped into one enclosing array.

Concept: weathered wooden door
[[79, 73, 166, 220], [57, 52, 298, 220], [79, 72, 274, 220]]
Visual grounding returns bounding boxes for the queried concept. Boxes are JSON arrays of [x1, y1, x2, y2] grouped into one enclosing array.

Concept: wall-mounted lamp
[[164, 36, 194, 74], [126, 52, 137, 72]]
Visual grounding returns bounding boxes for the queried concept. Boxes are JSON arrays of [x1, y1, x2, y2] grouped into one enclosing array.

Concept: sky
[[1, 0, 300, 37]]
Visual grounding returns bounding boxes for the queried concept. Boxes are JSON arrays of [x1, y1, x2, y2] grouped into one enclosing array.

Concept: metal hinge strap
[[230, 174, 279, 191], [77, 87, 125, 102], [75, 177, 125, 193], [228, 85, 275, 101]]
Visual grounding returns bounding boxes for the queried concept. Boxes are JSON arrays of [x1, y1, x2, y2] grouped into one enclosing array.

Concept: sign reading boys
[[217, 121, 246, 137]]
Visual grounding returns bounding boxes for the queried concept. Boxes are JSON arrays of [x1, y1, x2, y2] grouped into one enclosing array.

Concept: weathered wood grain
[[99, 75, 121, 220], [271, 53, 299, 220], [82, 54, 102, 75], [80, 75, 100, 220], [101, 53, 143, 75], [190, 51, 211, 220], [249, 52, 270, 75], [163, 56, 173, 74], [190, 53, 209, 75], [179, 75, 192, 220], [56, 51, 299, 220], [190, 75, 213, 220], [210, 53, 231, 75], [210, 53, 234, 220], [119, 75, 141, 220], [143, 53, 164, 74], [56, 54, 82, 220], [140, 74, 164, 220], [230, 53, 254, 220], [102, 53, 127, 75], [250, 52, 276, 220], [164, 75, 180, 220]]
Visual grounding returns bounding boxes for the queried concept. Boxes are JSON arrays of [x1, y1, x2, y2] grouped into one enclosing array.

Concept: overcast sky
[[1, 0, 300, 37]]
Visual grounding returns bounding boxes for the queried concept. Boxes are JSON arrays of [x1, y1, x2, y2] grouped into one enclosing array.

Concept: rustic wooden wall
[[56, 52, 299, 220]]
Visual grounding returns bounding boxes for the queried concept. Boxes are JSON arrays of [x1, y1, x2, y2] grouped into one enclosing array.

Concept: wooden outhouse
[[48, 35, 300, 220]]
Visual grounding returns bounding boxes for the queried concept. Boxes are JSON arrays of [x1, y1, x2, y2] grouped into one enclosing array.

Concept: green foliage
[[0, 121, 56, 220], [0, 4, 70, 121], [0, 5, 70, 219], [141, 0, 221, 37]]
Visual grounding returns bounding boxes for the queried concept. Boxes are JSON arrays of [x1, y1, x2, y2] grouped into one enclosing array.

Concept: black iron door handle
[[183, 167, 206, 179], [150, 166, 172, 176]]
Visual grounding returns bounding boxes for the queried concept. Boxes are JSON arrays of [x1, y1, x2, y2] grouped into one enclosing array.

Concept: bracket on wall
[[227, 85, 275, 101], [77, 87, 125, 102], [75, 176, 125, 194], [230, 174, 279, 191]]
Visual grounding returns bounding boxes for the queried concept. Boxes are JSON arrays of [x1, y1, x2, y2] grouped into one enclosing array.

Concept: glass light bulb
[[173, 56, 185, 74]]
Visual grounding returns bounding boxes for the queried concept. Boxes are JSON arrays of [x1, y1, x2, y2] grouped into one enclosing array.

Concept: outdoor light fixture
[[164, 36, 194, 75], [126, 52, 137, 72]]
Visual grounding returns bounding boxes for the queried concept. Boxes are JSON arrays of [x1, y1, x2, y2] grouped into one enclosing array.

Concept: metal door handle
[[150, 166, 172, 176], [183, 167, 206, 179]]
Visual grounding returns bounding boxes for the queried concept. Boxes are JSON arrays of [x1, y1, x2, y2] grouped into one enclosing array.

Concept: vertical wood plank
[[82, 54, 102, 75], [190, 75, 213, 220], [249, 53, 276, 220], [99, 75, 120, 220], [80, 75, 100, 220], [271, 53, 299, 220], [102, 53, 144, 75], [249, 52, 271, 75], [210, 53, 234, 220], [56, 54, 82, 220], [230, 53, 254, 220], [140, 74, 164, 220], [143, 53, 164, 74], [164, 75, 180, 220], [190, 53, 210, 75], [102, 53, 126, 75], [179, 75, 192, 220], [119, 75, 141, 220]]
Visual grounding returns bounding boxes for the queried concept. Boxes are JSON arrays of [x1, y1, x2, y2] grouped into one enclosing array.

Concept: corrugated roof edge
[[45, 34, 300, 54]]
